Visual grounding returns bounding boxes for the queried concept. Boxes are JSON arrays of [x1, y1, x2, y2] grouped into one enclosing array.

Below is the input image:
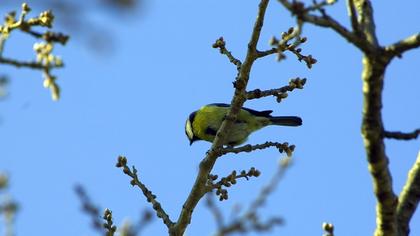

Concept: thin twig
[[397, 151, 420, 236], [277, 0, 373, 53], [217, 142, 295, 157], [116, 156, 174, 229], [248, 158, 291, 212], [0, 3, 68, 101], [212, 37, 242, 70], [74, 185, 104, 233], [268, 26, 316, 68], [0, 57, 63, 70], [208, 168, 261, 201], [246, 77, 306, 102], [304, 0, 334, 12], [256, 48, 277, 58], [384, 129, 420, 140], [212, 158, 291, 236], [0, 174, 18, 236]]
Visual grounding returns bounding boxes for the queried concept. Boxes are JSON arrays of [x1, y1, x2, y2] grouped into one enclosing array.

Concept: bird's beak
[[189, 139, 193, 145]]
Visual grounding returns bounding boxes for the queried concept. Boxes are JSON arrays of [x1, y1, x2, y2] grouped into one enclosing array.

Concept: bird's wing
[[208, 103, 273, 118]]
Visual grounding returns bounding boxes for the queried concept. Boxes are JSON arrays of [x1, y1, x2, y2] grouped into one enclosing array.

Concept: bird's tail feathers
[[269, 116, 302, 126]]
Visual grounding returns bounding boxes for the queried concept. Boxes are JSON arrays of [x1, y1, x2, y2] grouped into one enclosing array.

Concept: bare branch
[[385, 33, 420, 59], [249, 158, 291, 212], [213, 37, 242, 70], [0, 57, 63, 69], [384, 129, 420, 140], [116, 156, 174, 229], [246, 77, 306, 102], [361, 57, 397, 236], [0, 3, 68, 101], [346, 0, 360, 35], [211, 158, 291, 236], [217, 217, 283, 236], [304, 0, 335, 12], [277, 1, 419, 235], [75, 185, 104, 233], [216, 141, 295, 157], [208, 168, 261, 201], [170, 1, 271, 235], [397, 151, 420, 236], [0, 173, 18, 236], [353, 0, 378, 47], [277, 0, 373, 53], [268, 26, 317, 68], [256, 48, 277, 58]]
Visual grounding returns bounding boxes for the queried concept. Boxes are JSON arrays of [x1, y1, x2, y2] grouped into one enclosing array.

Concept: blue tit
[[185, 103, 302, 146]]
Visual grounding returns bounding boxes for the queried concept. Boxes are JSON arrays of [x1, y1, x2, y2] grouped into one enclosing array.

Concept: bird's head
[[185, 111, 200, 145]]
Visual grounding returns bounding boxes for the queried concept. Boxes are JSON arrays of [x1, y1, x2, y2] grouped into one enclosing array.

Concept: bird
[[185, 103, 302, 146]]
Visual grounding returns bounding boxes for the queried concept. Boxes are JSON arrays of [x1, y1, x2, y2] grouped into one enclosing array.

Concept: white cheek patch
[[185, 120, 194, 139]]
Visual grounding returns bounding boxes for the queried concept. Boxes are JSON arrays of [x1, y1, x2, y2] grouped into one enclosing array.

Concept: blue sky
[[1, 1, 419, 235]]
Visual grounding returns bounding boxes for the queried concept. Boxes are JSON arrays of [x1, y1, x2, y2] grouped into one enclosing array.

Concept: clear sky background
[[1, 1, 419, 235]]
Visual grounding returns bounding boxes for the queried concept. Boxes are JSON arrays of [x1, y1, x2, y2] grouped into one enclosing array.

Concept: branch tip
[[116, 156, 174, 229]]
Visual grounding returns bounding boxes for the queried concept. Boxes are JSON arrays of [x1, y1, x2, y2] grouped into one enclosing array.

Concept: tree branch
[[385, 33, 420, 59], [248, 157, 291, 212], [277, 1, 419, 235], [216, 142, 295, 157], [208, 168, 261, 201], [397, 151, 420, 236], [170, 1, 270, 235], [213, 37, 242, 70], [277, 0, 373, 53], [211, 158, 291, 236], [0, 56, 63, 70], [384, 129, 420, 140], [353, 0, 379, 47], [361, 57, 397, 236], [0, 3, 68, 101], [116, 156, 174, 230], [256, 48, 277, 58], [75, 185, 104, 233], [346, 0, 360, 35], [246, 77, 306, 102]]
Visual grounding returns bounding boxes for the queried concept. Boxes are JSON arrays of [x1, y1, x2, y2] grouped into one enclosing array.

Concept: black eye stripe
[[189, 111, 197, 124]]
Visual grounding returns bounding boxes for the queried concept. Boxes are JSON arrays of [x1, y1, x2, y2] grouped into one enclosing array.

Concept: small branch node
[[322, 222, 334, 236]]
